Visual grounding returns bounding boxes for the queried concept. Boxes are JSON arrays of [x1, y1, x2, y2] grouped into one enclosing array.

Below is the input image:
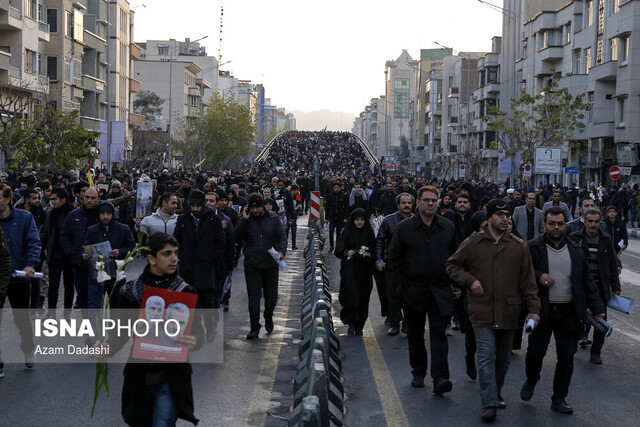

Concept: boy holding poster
[[106, 232, 203, 426]]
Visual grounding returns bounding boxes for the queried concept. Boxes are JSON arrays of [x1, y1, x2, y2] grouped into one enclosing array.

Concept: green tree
[[483, 74, 589, 177], [20, 109, 95, 171], [133, 90, 164, 130], [176, 93, 255, 168]]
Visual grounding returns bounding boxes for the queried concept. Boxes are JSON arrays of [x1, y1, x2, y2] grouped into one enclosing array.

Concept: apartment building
[[510, 0, 640, 185], [384, 50, 418, 158], [0, 0, 50, 100]]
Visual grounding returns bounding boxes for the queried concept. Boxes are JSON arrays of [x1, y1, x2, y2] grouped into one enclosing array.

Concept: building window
[[38, 53, 43, 76], [158, 46, 169, 55], [64, 59, 71, 83], [120, 8, 128, 35], [586, 1, 593, 26], [588, 92, 594, 123], [618, 97, 625, 125], [585, 48, 592, 74], [487, 67, 499, 83], [620, 36, 629, 62], [613, 0, 620, 13], [47, 56, 58, 81], [46, 8, 58, 33], [25, 50, 37, 74], [565, 23, 572, 44], [573, 49, 582, 73], [66, 11, 73, 38], [610, 38, 618, 61], [393, 78, 410, 119], [190, 96, 198, 107], [73, 9, 83, 42], [25, 0, 37, 19]]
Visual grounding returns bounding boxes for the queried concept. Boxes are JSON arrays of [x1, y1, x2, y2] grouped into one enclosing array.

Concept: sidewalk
[[628, 226, 640, 240]]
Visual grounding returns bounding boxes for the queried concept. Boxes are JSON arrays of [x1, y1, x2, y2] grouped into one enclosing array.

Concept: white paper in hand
[[268, 247, 286, 269]]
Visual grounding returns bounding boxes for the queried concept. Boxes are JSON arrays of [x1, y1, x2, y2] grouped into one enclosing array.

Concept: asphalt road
[[1, 222, 639, 427], [336, 237, 640, 426]]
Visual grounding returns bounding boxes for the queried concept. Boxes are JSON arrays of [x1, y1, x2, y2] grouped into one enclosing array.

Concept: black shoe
[[551, 398, 573, 414], [520, 378, 538, 401], [411, 374, 425, 388], [265, 320, 274, 334], [223, 304, 230, 312], [481, 406, 497, 422], [579, 335, 592, 348], [384, 317, 392, 326], [347, 325, 356, 336], [246, 330, 259, 340], [590, 353, 603, 364], [387, 326, 399, 336], [355, 328, 363, 336], [433, 377, 452, 395], [451, 320, 460, 331], [497, 394, 506, 409], [292, 245, 298, 250], [400, 321, 407, 335], [329, 246, 334, 253], [465, 355, 477, 380]]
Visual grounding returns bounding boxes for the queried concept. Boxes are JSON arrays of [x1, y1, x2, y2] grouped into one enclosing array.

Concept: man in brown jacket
[[447, 198, 540, 422]]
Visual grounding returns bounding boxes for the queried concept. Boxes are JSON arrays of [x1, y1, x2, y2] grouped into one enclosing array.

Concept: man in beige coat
[[447, 198, 540, 423]]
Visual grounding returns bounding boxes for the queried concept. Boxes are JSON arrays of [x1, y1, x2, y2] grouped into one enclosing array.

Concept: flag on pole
[[87, 169, 95, 188], [161, 152, 166, 164], [195, 158, 206, 168]]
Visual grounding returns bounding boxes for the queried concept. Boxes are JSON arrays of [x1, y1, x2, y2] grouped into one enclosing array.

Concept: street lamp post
[[167, 35, 208, 169]]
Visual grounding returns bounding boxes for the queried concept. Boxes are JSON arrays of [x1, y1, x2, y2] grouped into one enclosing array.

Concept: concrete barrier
[[290, 220, 343, 427]]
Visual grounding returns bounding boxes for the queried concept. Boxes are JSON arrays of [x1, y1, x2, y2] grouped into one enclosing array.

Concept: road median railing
[[290, 221, 343, 427]]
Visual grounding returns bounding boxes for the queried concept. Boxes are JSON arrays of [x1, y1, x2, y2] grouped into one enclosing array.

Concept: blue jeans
[[474, 327, 515, 408], [135, 383, 179, 427]]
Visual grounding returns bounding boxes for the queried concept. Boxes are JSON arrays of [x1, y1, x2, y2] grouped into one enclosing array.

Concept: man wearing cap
[[447, 198, 540, 422], [234, 193, 287, 339], [84, 201, 135, 308], [174, 190, 225, 341]]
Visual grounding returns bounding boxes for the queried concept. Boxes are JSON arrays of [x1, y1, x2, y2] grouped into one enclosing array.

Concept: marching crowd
[[0, 129, 638, 424]]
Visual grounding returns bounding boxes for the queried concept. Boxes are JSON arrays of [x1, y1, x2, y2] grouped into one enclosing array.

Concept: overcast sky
[[134, 0, 503, 116]]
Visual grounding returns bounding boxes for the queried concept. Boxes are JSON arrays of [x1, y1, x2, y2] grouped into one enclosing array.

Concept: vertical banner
[[136, 181, 154, 218], [100, 121, 126, 163]]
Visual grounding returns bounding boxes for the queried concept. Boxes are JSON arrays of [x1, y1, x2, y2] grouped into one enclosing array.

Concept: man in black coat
[[234, 193, 287, 339], [377, 182, 397, 216], [324, 182, 348, 251], [569, 209, 621, 364], [387, 185, 459, 394], [15, 188, 46, 309], [174, 190, 226, 341], [41, 188, 75, 312], [521, 206, 606, 414], [84, 201, 135, 309]]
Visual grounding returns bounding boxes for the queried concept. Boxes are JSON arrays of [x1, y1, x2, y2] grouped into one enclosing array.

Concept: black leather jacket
[[375, 211, 412, 261]]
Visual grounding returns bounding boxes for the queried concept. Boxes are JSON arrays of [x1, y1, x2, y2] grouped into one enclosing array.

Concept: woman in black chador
[[334, 208, 376, 335]]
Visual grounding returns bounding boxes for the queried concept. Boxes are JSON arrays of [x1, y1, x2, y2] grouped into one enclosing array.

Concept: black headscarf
[[335, 208, 375, 258]]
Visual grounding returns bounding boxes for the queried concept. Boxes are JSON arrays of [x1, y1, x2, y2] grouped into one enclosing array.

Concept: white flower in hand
[[97, 270, 111, 283], [115, 270, 126, 282], [115, 259, 126, 271]]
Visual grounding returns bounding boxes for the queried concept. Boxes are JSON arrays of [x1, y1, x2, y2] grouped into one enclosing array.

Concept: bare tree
[[0, 81, 47, 170]]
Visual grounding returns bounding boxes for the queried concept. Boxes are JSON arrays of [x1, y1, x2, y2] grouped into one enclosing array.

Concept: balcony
[[188, 87, 200, 97], [130, 78, 140, 93], [83, 30, 106, 51], [485, 81, 500, 94], [590, 60, 617, 82], [0, 50, 10, 72], [538, 46, 564, 62], [37, 21, 49, 41], [82, 74, 105, 93], [130, 43, 141, 61], [448, 87, 459, 97], [81, 116, 102, 132], [129, 112, 145, 127]]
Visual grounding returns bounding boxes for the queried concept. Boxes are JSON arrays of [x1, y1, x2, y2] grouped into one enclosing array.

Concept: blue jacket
[[0, 208, 42, 284]]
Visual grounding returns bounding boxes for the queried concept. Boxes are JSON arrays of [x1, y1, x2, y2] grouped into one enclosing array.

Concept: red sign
[[609, 165, 620, 181]]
